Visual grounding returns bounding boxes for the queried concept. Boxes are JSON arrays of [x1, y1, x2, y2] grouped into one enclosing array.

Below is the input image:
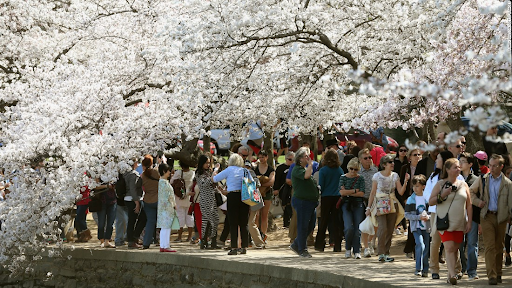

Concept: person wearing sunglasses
[[358, 148, 379, 257], [338, 158, 365, 259], [399, 148, 423, 258], [447, 139, 463, 159], [394, 145, 408, 175], [364, 142, 386, 168], [366, 154, 409, 262]]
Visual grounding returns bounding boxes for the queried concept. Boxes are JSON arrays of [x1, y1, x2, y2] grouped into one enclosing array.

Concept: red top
[[370, 146, 387, 167], [480, 165, 490, 175], [76, 186, 91, 206]]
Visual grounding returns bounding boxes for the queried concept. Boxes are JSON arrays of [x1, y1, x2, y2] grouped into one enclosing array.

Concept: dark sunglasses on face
[[388, 161, 394, 164], [286, 158, 293, 161], [455, 145, 462, 148], [399, 149, 407, 152], [412, 153, 421, 157], [363, 156, 372, 160], [349, 167, 359, 171], [241, 154, 248, 157]]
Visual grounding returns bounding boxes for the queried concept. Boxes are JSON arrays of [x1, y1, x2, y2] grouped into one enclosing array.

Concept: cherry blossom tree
[[0, 0, 509, 274]]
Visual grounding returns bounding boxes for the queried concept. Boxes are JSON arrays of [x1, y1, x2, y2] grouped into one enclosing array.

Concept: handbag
[[171, 211, 181, 230], [88, 196, 102, 212], [241, 168, 261, 206], [336, 176, 359, 209], [375, 193, 393, 216], [436, 191, 456, 231], [215, 192, 224, 207], [375, 176, 397, 216], [171, 170, 185, 198], [87, 188, 107, 212], [279, 184, 292, 206]]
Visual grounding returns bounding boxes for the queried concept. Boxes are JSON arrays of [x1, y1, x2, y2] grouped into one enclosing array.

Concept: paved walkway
[[68, 237, 511, 288]]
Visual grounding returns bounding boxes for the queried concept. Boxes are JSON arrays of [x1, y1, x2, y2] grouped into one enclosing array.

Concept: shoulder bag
[[375, 175, 397, 216], [436, 188, 457, 231], [171, 170, 185, 198]]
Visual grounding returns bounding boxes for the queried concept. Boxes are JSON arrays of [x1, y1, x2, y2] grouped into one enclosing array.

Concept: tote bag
[[241, 169, 261, 206], [171, 211, 181, 230]]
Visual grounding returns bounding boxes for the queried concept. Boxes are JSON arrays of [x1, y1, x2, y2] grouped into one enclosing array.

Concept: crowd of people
[[66, 126, 512, 286]]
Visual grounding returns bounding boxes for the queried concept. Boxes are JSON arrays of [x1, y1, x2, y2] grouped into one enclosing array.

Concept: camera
[[444, 181, 457, 192]]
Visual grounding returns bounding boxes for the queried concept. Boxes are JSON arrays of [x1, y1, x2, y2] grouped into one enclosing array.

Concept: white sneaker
[[345, 250, 352, 258], [354, 253, 362, 259], [364, 248, 371, 258], [369, 246, 375, 255]]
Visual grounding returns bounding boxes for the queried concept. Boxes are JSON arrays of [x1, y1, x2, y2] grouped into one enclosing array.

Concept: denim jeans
[[97, 203, 117, 240], [412, 228, 430, 273], [115, 205, 128, 244], [143, 202, 158, 247], [75, 205, 89, 233], [466, 220, 479, 276], [291, 197, 317, 253], [341, 200, 365, 253]]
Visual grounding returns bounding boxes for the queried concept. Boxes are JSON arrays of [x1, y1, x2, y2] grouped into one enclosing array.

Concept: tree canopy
[[0, 0, 510, 273]]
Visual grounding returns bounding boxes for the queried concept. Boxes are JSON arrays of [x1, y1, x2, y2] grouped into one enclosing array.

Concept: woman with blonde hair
[[366, 154, 409, 262], [339, 157, 366, 258], [213, 153, 253, 255], [428, 158, 472, 285]]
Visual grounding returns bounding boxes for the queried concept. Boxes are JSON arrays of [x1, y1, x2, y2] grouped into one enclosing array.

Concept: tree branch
[[122, 81, 173, 100]]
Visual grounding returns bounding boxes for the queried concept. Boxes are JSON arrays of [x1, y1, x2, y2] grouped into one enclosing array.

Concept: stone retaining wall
[[0, 249, 382, 288]]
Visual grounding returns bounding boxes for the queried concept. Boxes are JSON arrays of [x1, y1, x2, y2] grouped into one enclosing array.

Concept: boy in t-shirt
[[405, 175, 430, 277]]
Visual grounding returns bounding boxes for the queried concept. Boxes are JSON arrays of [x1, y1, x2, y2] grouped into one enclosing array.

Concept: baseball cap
[[474, 151, 488, 161], [244, 161, 252, 167]]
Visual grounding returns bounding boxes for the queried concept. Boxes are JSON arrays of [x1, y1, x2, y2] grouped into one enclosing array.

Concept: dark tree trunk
[[203, 129, 212, 156], [262, 129, 275, 168], [167, 137, 201, 168]]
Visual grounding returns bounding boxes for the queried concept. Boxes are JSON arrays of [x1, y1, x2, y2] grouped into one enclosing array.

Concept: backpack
[[115, 173, 127, 198], [171, 170, 186, 198]]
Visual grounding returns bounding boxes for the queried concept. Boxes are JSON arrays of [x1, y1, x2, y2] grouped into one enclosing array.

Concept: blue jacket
[[404, 192, 431, 232]]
